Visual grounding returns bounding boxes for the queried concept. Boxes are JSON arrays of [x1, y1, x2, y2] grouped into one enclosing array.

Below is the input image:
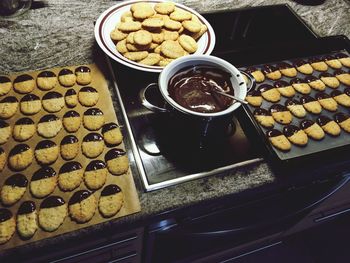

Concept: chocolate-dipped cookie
[[8, 144, 33, 171], [273, 80, 295, 97], [331, 90, 350, 107], [13, 117, 35, 141], [34, 140, 59, 165], [20, 94, 41, 115], [39, 196, 67, 232], [300, 95, 322, 114], [316, 115, 341, 136], [320, 72, 340, 89], [284, 99, 306, 118], [78, 86, 99, 107], [262, 64, 281, 80], [60, 135, 79, 160], [0, 76, 12, 96], [309, 56, 328, 72], [58, 68, 76, 87], [37, 71, 57, 91], [315, 92, 338, 112], [105, 148, 129, 175], [283, 124, 308, 146], [68, 190, 96, 223], [0, 209, 16, 244], [102, 122, 123, 146], [290, 78, 311, 94], [245, 67, 265, 83], [13, 74, 35, 94], [17, 201, 38, 239], [266, 129, 291, 151], [42, 91, 65, 113], [300, 119, 325, 140], [0, 147, 6, 172], [276, 62, 297, 77], [75, 66, 92, 85], [64, 88, 78, 108], [305, 75, 326, 91], [58, 161, 83, 191], [84, 160, 108, 190], [334, 112, 350, 133], [269, 104, 293, 124], [99, 184, 124, 218], [335, 53, 350, 67], [30, 166, 57, 198], [82, 133, 104, 158], [0, 96, 18, 119], [334, 69, 350, 86], [323, 55, 342, 69], [253, 108, 275, 128], [293, 59, 313, 75], [37, 114, 62, 138], [1, 174, 28, 206], [245, 90, 262, 107], [0, 120, 11, 144], [83, 108, 105, 131], [257, 84, 280, 102], [63, 110, 81, 132]]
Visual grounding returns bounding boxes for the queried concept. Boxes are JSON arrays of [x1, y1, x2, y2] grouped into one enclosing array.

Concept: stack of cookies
[[243, 51, 350, 154]]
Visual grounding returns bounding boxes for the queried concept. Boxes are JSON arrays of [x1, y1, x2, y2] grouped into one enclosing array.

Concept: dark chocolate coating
[[323, 55, 335, 61], [68, 190, 92, 205], [309, 56, 322, 63], [31, 166, 56, 181], [266, 129, 282, 137], [63, 110, 80, 118], [4, 174, 28, 187], [37, 71, 56, 78], [85, 160, 106, 171], [101, 184, 121, 197], [300, 95, 316, 104], [75, 66, 91, 73], [292, 59, 307, 67], [333, 69, 346, 75], [58, 68, 74, 76], [335, 53, 348, 59], [0, 76, 11, 83], [42, 91, 62, 100], [40, 196, 65, 209], [270, 104, 287, 113], [283, 125, 300, 137], [345, 88, 350, 96], [258, 84, 274, 93], [15, 117, 34, 125], [262, 64, 277, 74], [9, 144, 30, 157], [35, 140, 56, 150], [290, 78, 305, 84], [300, 119, 315, 130], [79, 86, 97, 93], [331, 90, 342, 97], [0, 147, 4, 154], [247, 90, 261, 96], [253, 108, 270, 116], [105, 148, 126, 162], [315, 92, 331, 100], [39, 114, 59, 123], [83, 133, 103, 142], [59, 161, 82, 174], [65, 89, 76, 96], [334, 112, 349, 123], [285, 99, 301, 106], [21, 94, 40, 102], [0, 208, 12, 222], [305, 76, 318, 83], [0, 120, 9, 128], [84, 108, 103, 116], [316, 115, 332, 126], [274, 80, 289, 88], [61, 135, 78, 145], [102, 123, 119, 134], [319, 72, 333, 78], [1, 96, 18, 103], [14, 74, 33, 83], [245, 67, 258, 74], [18, 201, 36, 215], [276, 62, 293, 70]]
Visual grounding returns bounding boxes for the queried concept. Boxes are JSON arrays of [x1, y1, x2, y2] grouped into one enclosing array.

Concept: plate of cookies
[[94, 0, 215, 72]]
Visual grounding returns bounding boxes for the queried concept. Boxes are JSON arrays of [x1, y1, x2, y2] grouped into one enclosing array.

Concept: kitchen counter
[[0, 0, 350, 258]]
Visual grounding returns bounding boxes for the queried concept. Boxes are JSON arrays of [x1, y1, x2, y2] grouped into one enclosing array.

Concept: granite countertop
[[0, 0, 350, 256]]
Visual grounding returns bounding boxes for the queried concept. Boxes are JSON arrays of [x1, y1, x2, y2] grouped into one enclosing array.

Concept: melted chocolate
[[32, 166, 56, 181], [334, 112, 349, 123], [245, 67, 258, 74], [253, 108, 270, 116], [319, 72, 333, 78], [38, 71, 56, 78], [43, 91, 62, 100], [102, 123, 119, 134], [69, 190, 92, 205], [4, 174, 28, 187], [80, 86, 97, 93], [293, 59, 307, 67], [283, 125, 300, 137], [35, 140, 56, 150], [0, 76, 11, 83], [331, 90, 342, 97], [63, 110, 80, 118], [0, 120, 9, 128], [14, 74, 33, 83], [101, 184, 121, 196], [266, 129, 282, 137], [1, 96, 18, 103], [333, 69, 346, 75], [18, 201, 36, 215], [315, 92, 331, 100], [300, 95, 316, 104], [84, 108, 103, 116], [59, 161, 82, 174], [75, 66, 91, 73], [15, 117, 34, 125], [65, 89, 76, 96], [83, 133, 103, 142], [40, 196, 65, 209], [261, 64, 278, 74], [309, 57, 322, 63], [39, 114, 59, 123], [305, 76, 318, 83], [323, 55, 335, 61], [274, 80, 289, 88], [59, 68, 74, 76], [21, 94, 40, 102], [0, 208, 12, 222], [9, 144, 30, 157], [335, 53, 348, 59], [105, 148, 126, 161], [270, 104, 287, 113], [258, 84, 274, 93], [300, 119, 315, 130], [290, 78, 305, 84], [317, 115, 331, 126], [247, 90, 261, 96], [85, 160, 106, 171], [61, 135, 78, 145], [345, 88, 350, 96], [276, 62, 293, 70]]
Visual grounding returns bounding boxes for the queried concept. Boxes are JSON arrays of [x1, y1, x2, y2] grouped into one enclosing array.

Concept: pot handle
[[139, 83, 168, 113], [240, 70, 256, 92]]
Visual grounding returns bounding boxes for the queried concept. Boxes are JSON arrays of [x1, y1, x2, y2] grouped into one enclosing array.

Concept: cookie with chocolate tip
[[334, 112, 350, 133], [245, 90, 262, 107], [68, 190, 96, 223], [13, 118, 35, 142], [0, 76, 12, 96], [305, 76, 326, 91], [269, 104, 293, 125], [300, 119, 325, 140], [315, 92, 338, 112], [17, 201, 38, 239], [1, 174, 28, 206], [293, 59, 313, 75], [323, 55, 342, 69], [75, 66, 92, 85], [37, 71, 57, 91], [13, 74, 35, 94], [8, 144, 33, 171], [266, 129, 291, 151], [20, 94, 41, 115], [244, 67, 265, 83], [105, 148, 129, 175], [284, 99, 306, 118], [253, 108, 275, 128], [258, 84, 280, 102], [64, 88, 78, 108], [290, 78, 311, 94], [102, 122, 123, 146], [273, 80, 295, 97], [37, 114, 62, 138], [83, 108, 105, 131], [309, 56, 328, 72], [99, 184, 124, 218], [335, 53, 350, 67], [58, 68, 76, 87], [35, 140, 59, 165], [276, 62, 297, 77], [82, 133, 104, 158], [316, 115, 341, 136], [262, 64, 281, 80], [60, 135, 79, 160], [0, 208, 16, 244], [84, 160, 108, 190], [78, 86, 99, 107], [331, 90, 350, 107], [334, 69, 350, 86], [63, 110, 81, 132], [0, 96, 18, 119], [42, 91, 65, 113], [30, 166, 57, 198], [39, 196, 67, 232], [320, 72, 340, 89], [283, 125, 308, 146], [0, 120, 11, 144], [58, 161, 83, 191], [300, 95, 322, 114], [0, 147, 6, 172]]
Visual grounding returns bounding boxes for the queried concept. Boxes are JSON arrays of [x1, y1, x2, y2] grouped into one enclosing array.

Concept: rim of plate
[[94, 0, 216, 73]]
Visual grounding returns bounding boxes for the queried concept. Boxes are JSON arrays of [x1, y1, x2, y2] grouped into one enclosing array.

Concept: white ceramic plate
[[94, 0, 216, 73]]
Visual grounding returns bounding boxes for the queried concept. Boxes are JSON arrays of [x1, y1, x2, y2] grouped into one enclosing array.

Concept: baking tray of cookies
[[0, 64, 140, 251], [240, 50, 350, 164]]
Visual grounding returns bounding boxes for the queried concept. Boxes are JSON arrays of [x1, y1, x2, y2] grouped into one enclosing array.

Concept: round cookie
[[334, 112, 350, 133], [285, 99, 306, 118], [37, 114, 62, 138], [68, 190, 96, 223], [245, 67, 265, 83], [64, 88, 78, 108], [262, 64, 281, 80], [60, 135, 79, 160], [182, 20, 201, 33], [0, 96, 19, 119], [42, 91, 65, 113], [20, 94, 41, 115], [13, 118, 36, 142], [63, 110, 81, 132], [38, 196, 67, 232], [58, 161, 83, 191], [245, 90, 263, 107], [8, 144, 33, 171], [139, 53, 162, 66], [102, 122, 123, 146], [169, 8, 192, 21], [0, 209, 16, 244], [0, 120, 11, 144], [78, 86, 99, 107], [331, 90, 350, 107], [0, 76, 12, 96], [75, 66, 92, 85], [13, 74, 35, 94], [253, 108, 275, 128], [99, 184, 124, 218], [293, 59, 313, 75], [300, 119, 325, 140], [0, 147, 6, 172], [37, 71, 57, 90], [84, 160, 108, 190], [131, 2, 154, 20], [266, 129, 291, 152], [274, 80, 295, 98], [276, 62, 297, 77], [30, 166, 57, 198], [283, 125, 308, 146], [316, 115, 341, 136], [58, 68, 76, 87], [154, 2, 175, 14], [17, 201, 38, 239], [178, 34, 198, 54], [305, 76, 326, 91], [161, 40, 185, 59], [105, 148, 129, 175], [269, 104, 293, 125], [320, 72, 340, 89], [315, 92, 338, 112], [300, 95, 322, 114], [82, 133, 104, 158], [34, 140, 59, 165], [309, 57, 328, 72], [258, 84, 280, 102], [83, 108, 104, 131], [133, 30, 152, 46], [290, 78, 311, 94], [142, 17, 164, 30], [1, 174, 28, 206]]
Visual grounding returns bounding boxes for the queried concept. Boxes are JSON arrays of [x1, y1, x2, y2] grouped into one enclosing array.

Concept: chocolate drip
[[86, 160, 106, 171], [293, 59, 306, 67], [283, 125, 300, 137], [345, 88, 350, 96], [18, 201, 36, 215], [83, 133, 103, 142], [270, 104, 287, 113], [21, 94, 40, 102], [65, 89, 76, 96], [1, 96, 18, 103], [247, 90, 261, 96], [261, 64, 277, 74], [37, 71, 56, 78], [317, 115, 331, 126], [266, 129, 282, 137], [274, 80, 289, 88], [40, 196, 65, 209], [253, 108, 270, 116], [101, 184, 121, 196], [245, 67, 258, 74], [14, 74, 33, 83], [68, 190, 92, 205], [305, 76, 318, 83], [59, 68, 74, 76], [102, 123, 119, 134], [300, 95, 316, 104], [63, 110, 80, 118], [0, 120, 9, 128], [75, 66, 91, 73], [80, 86, 97, 93], [335, 53, 348, 59], [0, 76, 11, 83], [9, 144, 30, 157], [43, 91, 62, 100], [39, 114, 59, 123], [61, 135, 78, 145], [290, 78, 305, 84], [35, 140, 56, 150], [5, 174, 28, 187], [334, 112, 349, 123], [105, 148, 126, 161], [333, 69, 346, 75], [285, 99, 301, 106], [59, 161, 82, 174], [84, 108, 103, 116], [300, 119, 315, 130], [0, 208, 12, 222], [32, 166, 56, 181], [276, 62, 293, 70], [15, 117, 34, 125], [258, 84, 274, 93], [319, 72, 333, 78]]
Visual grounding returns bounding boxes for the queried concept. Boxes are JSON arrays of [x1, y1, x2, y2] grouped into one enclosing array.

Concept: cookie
[[316, 115, 341, 136], [75, 66, 92, 85], [283, 125, 308, 146], [58, 68, 76, 87], [0, 76, 12, 96], [133, 30, 152, 46], [63, 110, 81, 132], [68, 190, 96, 223], [334, 112, 350, 133], [38, 196, 67, 232], [309, 56, 328, 72], [118, 21, 142, 32], [258, 84, 280, 102], [13, 74, 35, 94], [12, 118, 35, 142], [84, 160, 108, 190], [161, 40, 185, 59], [315, 92, 338, 112], [110, 28, 128, 42], [0, 120, 11, 144], [16, 201, 37, 239], [34, 140, 59, 165], [335, 53, 350, 67], [300, 119, 325, 140], [121, 11, 133, 22], [319, 72, 340, 88], [154, 2, 175, 14], [130, 2, 154, 20], [169, 8, 192, 21], [331, 90, 350, 107], [151, 32, 164, 44], [0, 209, 16, 244], [274, 80, 295, 97], [0, 96, 18, 119], [102, 122, 123, 146], [162, 29, 179, 41], [124, 51, 149, 61], [323, 55, 342, 69], [245, 90, 263, 107], [178, 34, 198, 53], [78, 86, 99, 107], [190, 24, 207, 41], [83, 108, 105, 131], [142, 17, 164, 30], [276, 62, 297, 77], [334, 69, 350, 86], [82, 133, 104, 158], [305, 76, 326, 91], [266, 129, 291, 151], [37, 71, 57, 90], [20, 94, 41, 115], [0, 147, 6, 172], [290, 78, 311, 94], [30, 166, 57, 198], [182, 20, 201, 33], [293, 59, 313, 75], [139, 53, 162, 66], [164, 19, 182, 31], [37, 114, 62, 138], [1, 174, 28, 206], [105, 148, 129, 175], [262, 64, 281, 80], [58, 161, 83, 191], [42, 91, 65, 113], [8, 144, 33, 171], [300, 95, 322, 114], [253, 108, 274, 128], [99, 184, 124, 218], [245, 67, 265, 83], [285, 99, 307, 118], [60, 135, 79, 160], [270, 104, 293, 125], [116, 39, 128, 54]]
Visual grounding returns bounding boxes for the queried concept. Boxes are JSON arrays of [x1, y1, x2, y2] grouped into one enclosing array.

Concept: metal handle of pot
[[240, 70, 256, 92], [139, 83, 168, 113]]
